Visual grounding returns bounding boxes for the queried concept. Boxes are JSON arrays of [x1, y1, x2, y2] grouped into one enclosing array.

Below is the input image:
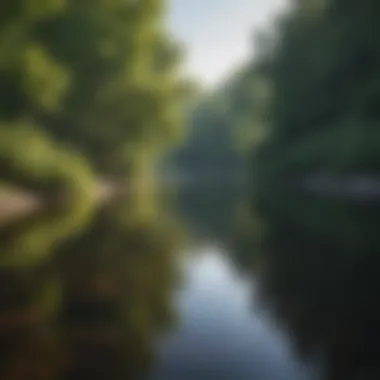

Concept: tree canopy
[[0, 0, 189, 196]]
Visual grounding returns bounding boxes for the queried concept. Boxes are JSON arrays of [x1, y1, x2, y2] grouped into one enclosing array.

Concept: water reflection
[[0, 197, 183, 380], [151, 246, 310, 380], [234, 191, 380, 380], [173, 183, 243, 243], [1, 186, 379, 380]]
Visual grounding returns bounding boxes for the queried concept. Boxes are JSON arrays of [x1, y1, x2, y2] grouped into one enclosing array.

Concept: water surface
[[0, 186, 378, 380]]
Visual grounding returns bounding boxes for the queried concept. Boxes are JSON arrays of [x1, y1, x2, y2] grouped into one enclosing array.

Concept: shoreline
[[0, 181, 128, 228]]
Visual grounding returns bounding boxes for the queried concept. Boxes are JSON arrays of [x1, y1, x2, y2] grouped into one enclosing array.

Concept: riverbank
[[0, 188, 43, 227], [0, 181, 128, 227]]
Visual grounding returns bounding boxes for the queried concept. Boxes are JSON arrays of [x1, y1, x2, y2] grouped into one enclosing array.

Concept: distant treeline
[[0, 0, 192, 201], [178, 0, 380, 187], [167, 83, 251, 180]]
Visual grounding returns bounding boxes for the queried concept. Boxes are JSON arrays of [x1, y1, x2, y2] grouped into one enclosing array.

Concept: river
[[0, 184, 378, 380]]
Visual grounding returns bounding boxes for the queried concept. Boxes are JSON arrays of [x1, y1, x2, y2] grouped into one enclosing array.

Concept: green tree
[[252, 0, 380, 181], [0, 0, 187, 196]]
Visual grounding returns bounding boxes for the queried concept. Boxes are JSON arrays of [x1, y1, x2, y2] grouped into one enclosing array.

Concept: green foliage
[[0, 124, 97, 216], [197, 1, 380, 184], [0, 0, 187, 199], [0, 194, 96, 268], [251, 0, 380, 181], [23, 42, 70, 112], [31, 0, 186, 173]]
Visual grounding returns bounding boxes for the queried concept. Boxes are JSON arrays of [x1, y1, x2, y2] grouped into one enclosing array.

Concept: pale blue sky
[[166, 0, 289, 87]]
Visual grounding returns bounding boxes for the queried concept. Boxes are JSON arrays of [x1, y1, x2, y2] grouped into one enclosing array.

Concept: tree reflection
[[0, 198, 183, 380], [173, 183, 244, 244], [57, 200, 183, 380], [0, 267, 64, 380], [0, 205, 91, 380], [233, 192, 380, 380]]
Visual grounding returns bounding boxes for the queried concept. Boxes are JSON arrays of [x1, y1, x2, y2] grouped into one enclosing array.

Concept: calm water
[[0, 186, 379, 380]]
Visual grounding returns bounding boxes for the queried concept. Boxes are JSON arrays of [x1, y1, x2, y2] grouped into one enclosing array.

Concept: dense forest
[[254, 0, 380, 183], [251, 0, 380, 185], [0, 0, 191, 207], [177, 0, 380, 190], [2, 0, 380, 202]]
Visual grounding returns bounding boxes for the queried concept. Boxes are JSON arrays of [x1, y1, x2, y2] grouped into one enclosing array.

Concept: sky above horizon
[[167, 0, 289, 87]]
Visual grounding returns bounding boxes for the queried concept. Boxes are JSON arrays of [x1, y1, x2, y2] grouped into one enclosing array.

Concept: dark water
[[0, 186, 379, 380]]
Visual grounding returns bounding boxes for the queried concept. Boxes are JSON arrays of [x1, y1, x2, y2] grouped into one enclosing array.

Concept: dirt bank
[[0, 181, 128, 228]]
